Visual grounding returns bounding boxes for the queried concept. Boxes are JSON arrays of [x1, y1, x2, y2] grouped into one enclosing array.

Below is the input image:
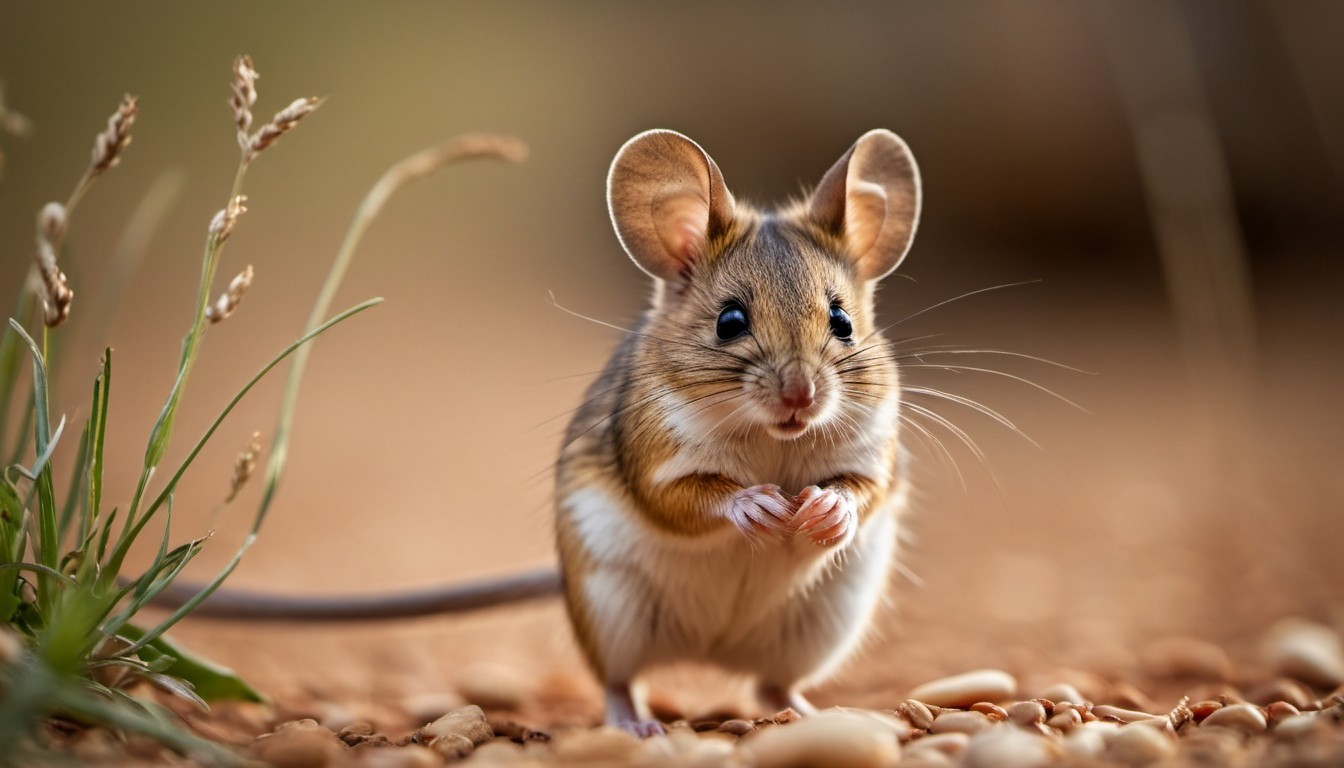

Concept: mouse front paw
[[792, 486, 856, 547], [725, 484, 796, 543]]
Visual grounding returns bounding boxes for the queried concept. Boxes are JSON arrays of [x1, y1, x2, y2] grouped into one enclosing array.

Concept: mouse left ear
[[808, 129, 922, 281]]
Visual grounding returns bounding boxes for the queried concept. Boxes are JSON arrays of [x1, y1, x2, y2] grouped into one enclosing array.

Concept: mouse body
[[555, 128, 922, 733]]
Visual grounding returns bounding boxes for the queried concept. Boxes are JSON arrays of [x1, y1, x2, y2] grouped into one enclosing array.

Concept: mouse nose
[[780, 370, 815, 410]]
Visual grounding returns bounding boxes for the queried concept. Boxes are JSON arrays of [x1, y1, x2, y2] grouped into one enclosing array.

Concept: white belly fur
[[563, 482, 903, 687]]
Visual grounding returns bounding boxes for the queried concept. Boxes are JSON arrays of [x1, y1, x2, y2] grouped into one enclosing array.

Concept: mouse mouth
[[769, 414, 810, 440]]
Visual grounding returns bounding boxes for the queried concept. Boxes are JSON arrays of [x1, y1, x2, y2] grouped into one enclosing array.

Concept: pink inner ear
[[844, 181, 889, 262], [654, 191, 711, 269]]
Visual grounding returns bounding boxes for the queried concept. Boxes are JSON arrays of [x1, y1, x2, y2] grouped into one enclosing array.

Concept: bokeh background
[[1, 1, 1340, 720]]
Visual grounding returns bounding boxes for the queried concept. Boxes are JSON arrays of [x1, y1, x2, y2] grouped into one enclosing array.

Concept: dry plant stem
[[254, 134, 527, 528]]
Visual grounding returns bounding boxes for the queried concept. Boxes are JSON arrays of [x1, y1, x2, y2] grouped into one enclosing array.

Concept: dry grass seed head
[[90, 94, 137, 176], [245, 96, 321, 164], [209, 195, 248, 243], [230, 55, 259, 149], [227, 431, 263, 502], [205, 264, 254, 324]]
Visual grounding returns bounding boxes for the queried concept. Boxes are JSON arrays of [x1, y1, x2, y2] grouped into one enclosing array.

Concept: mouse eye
[[829, 304, 854, 341], [716, 302, 750, 340]]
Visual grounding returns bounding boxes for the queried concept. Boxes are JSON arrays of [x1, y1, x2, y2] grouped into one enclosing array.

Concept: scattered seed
[[1190, 700, 1223, 722], [1200, 703, 1267, 734], [930, 710, 993, 735], [971, 702, 1008, 721], [1266, 701, 1301, 728], [718, 718, 755, 736], [1007, 701, 1047, 727], [899, 699, 936, 730], [908, 669, 1017, 708], [1092, 704, 1160, 724], [1062, 721, 1118, 757], [1047, 709, 1082, 731]]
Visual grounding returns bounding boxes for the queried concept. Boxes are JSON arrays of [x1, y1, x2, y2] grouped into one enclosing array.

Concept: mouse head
[[607, 129, 921, 440]]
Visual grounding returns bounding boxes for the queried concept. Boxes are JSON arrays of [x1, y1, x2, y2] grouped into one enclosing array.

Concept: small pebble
[[742, 709, 901, 768], [1200, 702, 1267, 733], [929, 710, 993, 735], [1265, 618, 1344, 689], [455, 663, 532, 710], [1108, 722, 1176, 764], [962, 726, 1056, 768], [908, 669, 1017, 708], [429, 732, 475, 760], [420, 705, 493, 746]]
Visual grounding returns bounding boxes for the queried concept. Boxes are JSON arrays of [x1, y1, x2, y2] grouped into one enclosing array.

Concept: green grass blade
[[119, 534, 254, 657], [84, 350, 111, 545], [7, 320, 60, 617], [119, 624, 264, 703], [103, 298, 381, 580], [58, 421, 91, 544]]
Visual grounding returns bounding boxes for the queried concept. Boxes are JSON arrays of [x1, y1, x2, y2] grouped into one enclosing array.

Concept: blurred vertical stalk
[[1092, 0, 1257, 447]]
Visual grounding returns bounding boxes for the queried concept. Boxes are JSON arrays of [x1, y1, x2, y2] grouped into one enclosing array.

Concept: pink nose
[[780, 375, 815, 410]]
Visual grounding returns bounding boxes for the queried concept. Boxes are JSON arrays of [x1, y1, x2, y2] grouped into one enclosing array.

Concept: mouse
[[154, 129, 921, 736], [553, 128, 920, 734]]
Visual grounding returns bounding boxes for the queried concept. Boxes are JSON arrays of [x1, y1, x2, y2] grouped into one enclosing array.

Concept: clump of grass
[[0, 56, 523, 763]]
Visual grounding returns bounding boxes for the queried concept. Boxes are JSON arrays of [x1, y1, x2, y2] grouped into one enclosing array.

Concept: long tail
[[149, 566, 562, 621]]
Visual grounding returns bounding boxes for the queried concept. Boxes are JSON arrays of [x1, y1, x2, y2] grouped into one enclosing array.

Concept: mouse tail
[[146, 566, 562, 621]]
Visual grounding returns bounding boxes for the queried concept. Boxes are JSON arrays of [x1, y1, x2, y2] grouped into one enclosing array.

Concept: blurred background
[[1, 1, 1340, 720]]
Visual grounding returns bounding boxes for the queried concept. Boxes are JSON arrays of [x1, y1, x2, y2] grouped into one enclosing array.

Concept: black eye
[[716, 302, 750, 340], [829, 304, 853, 340]]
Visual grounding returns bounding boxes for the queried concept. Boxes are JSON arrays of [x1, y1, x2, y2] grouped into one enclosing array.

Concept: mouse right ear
[[607, 130, 736, 286], [808, 129, 922, 281]]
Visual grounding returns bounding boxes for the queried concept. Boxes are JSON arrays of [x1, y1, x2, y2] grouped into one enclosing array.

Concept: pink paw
[[792, 486, 856, 547], [726, 484, 795, 542]]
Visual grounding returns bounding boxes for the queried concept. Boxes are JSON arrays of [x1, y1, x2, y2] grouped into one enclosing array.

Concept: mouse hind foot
[[604, 680, 666, 737]]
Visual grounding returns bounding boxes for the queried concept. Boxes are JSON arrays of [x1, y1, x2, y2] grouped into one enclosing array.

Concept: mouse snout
[[779, 365, 816, 410]]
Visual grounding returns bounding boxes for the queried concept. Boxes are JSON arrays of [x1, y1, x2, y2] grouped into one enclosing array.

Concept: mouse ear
[[808, 129, 921, 281], [607, 130, 736, 284]]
